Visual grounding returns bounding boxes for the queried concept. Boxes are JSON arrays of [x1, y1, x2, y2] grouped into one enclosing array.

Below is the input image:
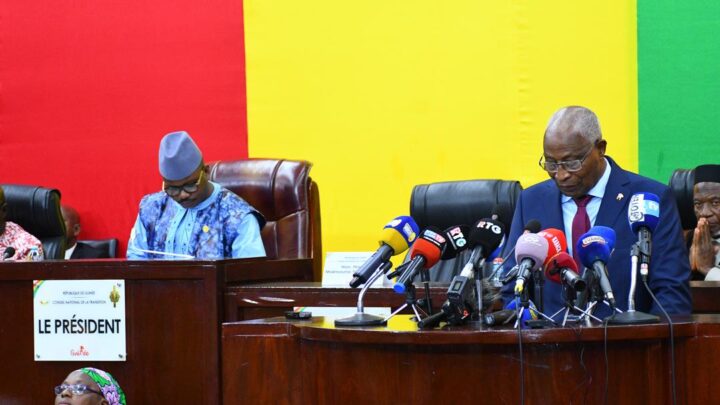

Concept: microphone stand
[[335, 262, 392, 327], [532, 269, 544, 313], [574, 268, 602, 325], [384, 283, 428, 323], [420, 269, 433, 316], [513, 286, 557, 329], [608, 242, 659, 325]]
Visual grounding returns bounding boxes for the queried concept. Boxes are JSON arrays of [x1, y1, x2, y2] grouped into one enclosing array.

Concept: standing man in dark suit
[[61, 205, 109, 259], [501, 106, 691, 318]]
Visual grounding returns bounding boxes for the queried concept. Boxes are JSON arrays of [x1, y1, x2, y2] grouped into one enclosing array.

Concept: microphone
[[2, 247, 16, 260], [628, 192, 660, 276], [576, 227, 617, 310], [538, 228, 567, 266], [483, 309, 516, 326], [545, 251, 586, 292], [460, 218, 506, 276], [497, 220, 541, 283], [417, 218, 505, 327], [513, 233, 548, 296], [491, 205, 512, 225], [524, 220, 542, 234], [532, 228, 568, 312], [440, 225, 470, 260], [349, 216, 419, 288], [392, 227, 446, 294]]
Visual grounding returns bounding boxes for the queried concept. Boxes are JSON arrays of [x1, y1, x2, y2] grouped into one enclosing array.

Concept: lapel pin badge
[[616, 193, 624, 201]]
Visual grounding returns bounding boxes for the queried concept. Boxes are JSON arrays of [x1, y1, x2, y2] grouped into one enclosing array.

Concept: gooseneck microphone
[[393, 227, 446, 294], [2, 247, 16, 260], [610, 192, 661, 325], [576, 226, 617, 311], [349, 216, 419, 288], [628, 192, 660, 278]]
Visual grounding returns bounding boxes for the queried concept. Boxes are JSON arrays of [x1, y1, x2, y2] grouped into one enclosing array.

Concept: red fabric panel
[[0, 1, 248, 255]]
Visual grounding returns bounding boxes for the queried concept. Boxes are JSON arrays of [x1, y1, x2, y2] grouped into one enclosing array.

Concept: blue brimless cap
[[158, 131, 203, 181]]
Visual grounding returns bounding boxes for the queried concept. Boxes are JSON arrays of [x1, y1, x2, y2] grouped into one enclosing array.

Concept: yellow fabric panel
[[245, 1, 638, 265]]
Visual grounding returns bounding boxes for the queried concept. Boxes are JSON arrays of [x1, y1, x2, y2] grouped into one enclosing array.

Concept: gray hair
[[545, 106, 602, 143]]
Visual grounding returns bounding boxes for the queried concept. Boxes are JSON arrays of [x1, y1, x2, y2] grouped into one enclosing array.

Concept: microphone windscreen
[[538, 228, 567, 265], [628, 192, 661, 234], [544, 251, 577, 285], [524, 219, 542, 234], [409, 227, 446, 269], [441, 225, 470, 259], [588, 225, 616, 251], [576, 230, 612, 268], [379, 216, 420, 254], [488, 237, 504, 261], [514, 233, 549, 271], [491, 204, 512, 227], [468, 218, 505, 256]]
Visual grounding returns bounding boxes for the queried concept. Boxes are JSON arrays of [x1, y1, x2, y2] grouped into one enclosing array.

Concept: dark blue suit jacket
[[501, 157, 692, 318]]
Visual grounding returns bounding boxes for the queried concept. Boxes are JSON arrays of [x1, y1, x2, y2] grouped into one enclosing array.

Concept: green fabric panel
[[638, 0, 720, 183]]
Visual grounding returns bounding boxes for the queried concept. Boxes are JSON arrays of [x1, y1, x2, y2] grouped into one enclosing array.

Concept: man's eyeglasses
[[54, 384, 103, 396], [163, 170, 204, 197], [538, 142, 596, 173]]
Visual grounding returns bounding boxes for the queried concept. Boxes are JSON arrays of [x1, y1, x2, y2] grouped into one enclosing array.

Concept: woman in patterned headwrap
[[54, 367, 126, 405]]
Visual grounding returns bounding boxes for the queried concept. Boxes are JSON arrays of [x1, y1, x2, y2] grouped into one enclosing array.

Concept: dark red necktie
[[572, 195, 593, 269]]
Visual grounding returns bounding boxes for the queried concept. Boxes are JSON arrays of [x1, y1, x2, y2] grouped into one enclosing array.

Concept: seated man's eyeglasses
[[54, 383, 103, 396], [163, 170, 204, 197], [539, 142, 597, 173]]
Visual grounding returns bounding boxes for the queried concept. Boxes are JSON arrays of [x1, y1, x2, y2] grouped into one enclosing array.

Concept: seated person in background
[[61, 205, 110, 259], [501, 106, 691, 318], [0, 185, 44, 261], [54, 366, 126, 405], [689, 164, 720, 280], [127, 130, 266, 259]]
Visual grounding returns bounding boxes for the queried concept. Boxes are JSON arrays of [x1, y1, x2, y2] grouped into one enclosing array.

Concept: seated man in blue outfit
[[127, 131, 266, 260]]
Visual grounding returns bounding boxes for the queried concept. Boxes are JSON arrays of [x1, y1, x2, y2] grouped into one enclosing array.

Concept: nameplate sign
[[33, 279, 126, 361], [322, 252, 392, 288]]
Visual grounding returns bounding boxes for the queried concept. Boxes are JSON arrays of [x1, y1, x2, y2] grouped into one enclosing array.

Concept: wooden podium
[[222, 314, 720, 404], [0, 258, 311, 404]]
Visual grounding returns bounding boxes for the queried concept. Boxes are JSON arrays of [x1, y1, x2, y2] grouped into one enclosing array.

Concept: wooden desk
[[224, 281, 720, 322], [689, 280, 720, 313], [222, 315, 720, 404], [224, 282, 450, 321], [0, 258, 310, 404]]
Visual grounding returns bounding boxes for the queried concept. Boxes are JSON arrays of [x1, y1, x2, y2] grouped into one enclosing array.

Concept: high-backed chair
[[1, 185, 66, 260], [409, 179, 523, 281], [668, 168, 696, 231], [79, 239, 118, 258], [208, 158, 322, 280]]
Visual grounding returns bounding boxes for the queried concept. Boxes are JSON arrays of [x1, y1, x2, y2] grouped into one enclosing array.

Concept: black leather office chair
[[668, 168, 696, 231], [1, 185, 66, 259], [79, 239, 118, 258], [408, 179, 523, 281]]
